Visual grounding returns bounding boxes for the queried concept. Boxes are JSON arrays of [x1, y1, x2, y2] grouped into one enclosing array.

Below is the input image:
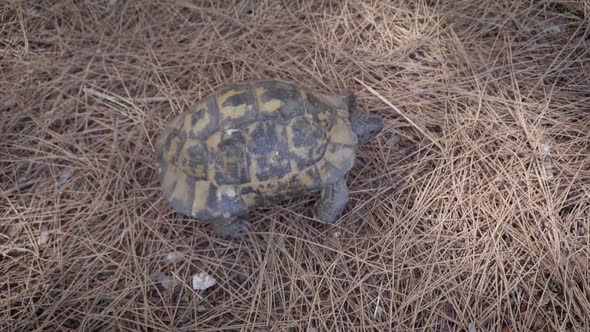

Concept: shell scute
[[240, 185, 266, 208], [211, 129, 250, 185], [247, 121, 292, 182], [217, 84, 258, 128], [187, 99, 219, 139], [286, 116, 327, 172], [324, 143, 355, 173], [303, 90, 339, 129], [286, 166, 322, 196], [177, 140, 208, 180], [162, 129, 185, 165], [254, 80, 303, 119]]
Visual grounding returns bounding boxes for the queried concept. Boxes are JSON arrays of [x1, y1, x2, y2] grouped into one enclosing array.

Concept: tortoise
[[157, 79, 383, 237]]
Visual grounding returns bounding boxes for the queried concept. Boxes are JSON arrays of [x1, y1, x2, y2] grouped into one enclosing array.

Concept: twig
[[170, 271, 200, 297], [355, 78, 443, 150], [83, 87, 179, 105]]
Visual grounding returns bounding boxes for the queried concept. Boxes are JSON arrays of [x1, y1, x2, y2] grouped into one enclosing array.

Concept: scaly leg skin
[[209, 215, 249, 238], [337, 92, 357, 113], [312, 177, 350, 224]]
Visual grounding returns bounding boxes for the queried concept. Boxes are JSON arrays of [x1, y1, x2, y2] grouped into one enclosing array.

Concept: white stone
[[192, 272, 216, 290], [164, 252, 179, 262], [38, 231, 49, 247]]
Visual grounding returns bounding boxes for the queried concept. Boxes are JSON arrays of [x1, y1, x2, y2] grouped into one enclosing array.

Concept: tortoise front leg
[[312, 177, 350, 224], [336, 92, 357, 113], [209, 215, 249, 238]]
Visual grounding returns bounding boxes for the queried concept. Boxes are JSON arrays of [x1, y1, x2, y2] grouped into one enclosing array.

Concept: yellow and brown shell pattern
[[157, 80, 358, 221]]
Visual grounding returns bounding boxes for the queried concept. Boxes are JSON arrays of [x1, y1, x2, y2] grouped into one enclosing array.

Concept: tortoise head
[[350, 113, 384, 145]]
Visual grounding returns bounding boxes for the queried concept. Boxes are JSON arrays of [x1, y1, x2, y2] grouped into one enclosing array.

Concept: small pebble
[[38, 230, 49, 247], [150, 272, 179, 290], [192, 272, 216, 291], [164, 252, 179, 263], [58, 169, 74, 185]]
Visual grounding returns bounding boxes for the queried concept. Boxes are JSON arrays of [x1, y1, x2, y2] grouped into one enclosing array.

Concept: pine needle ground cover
[[2, 1, 589, 331]]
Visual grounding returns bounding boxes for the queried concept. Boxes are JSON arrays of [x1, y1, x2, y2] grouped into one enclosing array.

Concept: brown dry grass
[[1, 0, 589, 331]]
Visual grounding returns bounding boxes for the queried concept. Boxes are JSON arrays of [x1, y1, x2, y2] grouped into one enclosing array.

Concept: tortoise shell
[[157, 80, 358, 220]]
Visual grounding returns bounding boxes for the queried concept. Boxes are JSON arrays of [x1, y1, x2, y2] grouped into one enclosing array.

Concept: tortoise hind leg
[[209, 215, 249, 238], [312, 177, 350, 224]]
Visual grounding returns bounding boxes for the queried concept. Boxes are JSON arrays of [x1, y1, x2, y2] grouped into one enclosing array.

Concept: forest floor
[[2, 1, 589, 331]]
